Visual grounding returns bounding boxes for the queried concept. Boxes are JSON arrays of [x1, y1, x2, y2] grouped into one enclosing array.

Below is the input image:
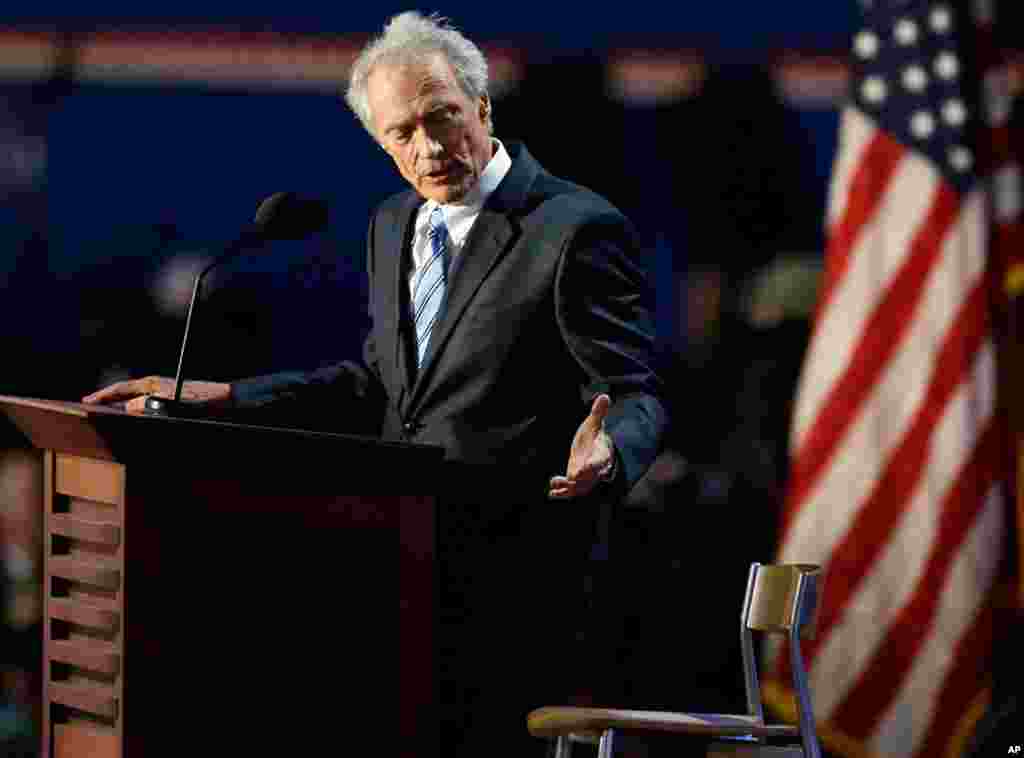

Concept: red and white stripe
[[770, 88, 1008, 757]]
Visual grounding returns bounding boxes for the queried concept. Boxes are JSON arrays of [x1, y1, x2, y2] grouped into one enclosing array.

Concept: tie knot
[[428, 205, 446, 239]]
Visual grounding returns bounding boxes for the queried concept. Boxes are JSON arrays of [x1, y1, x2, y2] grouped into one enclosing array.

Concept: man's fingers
[[548, 474, 601, 499], [82, 377, 157, 404], [548, 475, 573, 499], [549, 483, 574, 499], [83, 376, 171, 405], [124, 396, 150, 414], [82, 381, 134, 404]]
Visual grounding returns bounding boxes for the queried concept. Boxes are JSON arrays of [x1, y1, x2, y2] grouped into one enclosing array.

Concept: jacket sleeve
[[227, 214, 388, 434], [554, 214, 668, 493]]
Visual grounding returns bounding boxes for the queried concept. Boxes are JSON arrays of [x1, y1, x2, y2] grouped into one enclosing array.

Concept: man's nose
[[415, 128, 444, 157]]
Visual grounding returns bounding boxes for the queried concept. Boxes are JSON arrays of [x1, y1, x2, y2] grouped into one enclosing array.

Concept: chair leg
[[554, 736, 572, 758], [597, 728, 615, 758]]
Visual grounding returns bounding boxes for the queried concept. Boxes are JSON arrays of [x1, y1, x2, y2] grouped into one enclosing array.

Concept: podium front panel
[[0, 399, 441, 758]]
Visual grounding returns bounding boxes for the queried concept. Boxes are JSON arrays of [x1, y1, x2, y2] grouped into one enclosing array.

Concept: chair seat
[[527, 706, 800, 741]]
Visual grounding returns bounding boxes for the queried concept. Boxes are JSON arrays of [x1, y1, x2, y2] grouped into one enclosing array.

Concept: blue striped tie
[[412, 206, 449, 367]]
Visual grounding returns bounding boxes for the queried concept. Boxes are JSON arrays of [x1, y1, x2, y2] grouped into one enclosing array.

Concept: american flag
[[763, 1, 1021, 757]]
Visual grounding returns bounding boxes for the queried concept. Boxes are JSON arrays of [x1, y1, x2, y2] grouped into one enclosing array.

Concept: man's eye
[[394, 130, 412, 143], [431, 109, 457, 123]]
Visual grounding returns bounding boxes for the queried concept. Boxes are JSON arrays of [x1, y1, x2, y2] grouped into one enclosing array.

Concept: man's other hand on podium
[[82, 376, 232, 414]]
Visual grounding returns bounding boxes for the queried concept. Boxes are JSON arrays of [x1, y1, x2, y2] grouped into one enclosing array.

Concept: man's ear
[[479, 95, 490, 121]]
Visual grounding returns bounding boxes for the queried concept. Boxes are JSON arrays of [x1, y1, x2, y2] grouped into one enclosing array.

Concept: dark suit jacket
[[232, 141, 667, 500]]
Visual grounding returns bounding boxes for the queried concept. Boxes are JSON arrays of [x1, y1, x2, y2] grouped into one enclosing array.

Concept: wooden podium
[[0, 395, 444, 758]]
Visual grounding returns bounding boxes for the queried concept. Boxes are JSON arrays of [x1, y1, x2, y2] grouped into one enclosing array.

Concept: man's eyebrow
[[383, 103, 450, 134]]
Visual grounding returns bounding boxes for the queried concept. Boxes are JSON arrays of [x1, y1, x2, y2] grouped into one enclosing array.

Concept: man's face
[[367, 53, 494, 204]]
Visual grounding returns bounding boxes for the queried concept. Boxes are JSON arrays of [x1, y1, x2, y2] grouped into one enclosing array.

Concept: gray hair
[[345, 11, 492, 139]]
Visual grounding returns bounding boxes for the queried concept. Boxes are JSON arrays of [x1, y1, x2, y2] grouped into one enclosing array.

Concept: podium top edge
[[0, 394, 445, 458], [0, 395, 93, 417]]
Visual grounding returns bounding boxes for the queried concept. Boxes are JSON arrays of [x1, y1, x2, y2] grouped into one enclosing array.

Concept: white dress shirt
[[408, 139, 512, 298]]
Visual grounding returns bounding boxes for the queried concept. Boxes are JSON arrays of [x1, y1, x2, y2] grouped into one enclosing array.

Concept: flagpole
[[1004, 265, 1024, 609]]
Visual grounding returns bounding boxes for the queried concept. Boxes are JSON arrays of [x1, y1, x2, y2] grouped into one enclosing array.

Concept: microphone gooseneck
[[145, 192, 329, 417]]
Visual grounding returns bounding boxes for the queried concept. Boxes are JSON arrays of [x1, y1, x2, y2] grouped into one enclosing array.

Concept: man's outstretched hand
[[549, 393, 615, 500], [82, 376, 232, 414]]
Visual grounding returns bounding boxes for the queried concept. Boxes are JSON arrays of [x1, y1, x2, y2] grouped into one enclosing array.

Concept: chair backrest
[[739, 563, 822, 758], [743, 563, 820, 635]]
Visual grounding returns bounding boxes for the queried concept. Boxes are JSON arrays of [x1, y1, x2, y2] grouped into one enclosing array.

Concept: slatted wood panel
[[54, 722, 120, 758], [50, 639, 122, 675], [50, 681, 118, 720], [49, 599, 119, 633], [55, 456, 124, 506], [50, 514, 122, 546], [46, 453, 125, 757]]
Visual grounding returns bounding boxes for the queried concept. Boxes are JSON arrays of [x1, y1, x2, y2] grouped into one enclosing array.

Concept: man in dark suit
[[85, 11, 667, 755]]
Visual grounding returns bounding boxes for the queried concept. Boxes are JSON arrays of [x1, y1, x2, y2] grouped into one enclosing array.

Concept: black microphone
[[144, 192, 329, 417]]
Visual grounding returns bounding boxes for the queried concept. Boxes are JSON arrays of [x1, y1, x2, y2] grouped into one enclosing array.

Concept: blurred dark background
[[0, 1, 924, 754]]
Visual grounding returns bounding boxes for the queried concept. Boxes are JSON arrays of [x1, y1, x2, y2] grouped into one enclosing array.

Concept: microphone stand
[[144, 244, 251, 418], [140, 192, 327, 418]]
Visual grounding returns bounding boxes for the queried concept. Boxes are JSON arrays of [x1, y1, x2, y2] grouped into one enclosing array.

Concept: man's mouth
[[426, 165, 458, 179]]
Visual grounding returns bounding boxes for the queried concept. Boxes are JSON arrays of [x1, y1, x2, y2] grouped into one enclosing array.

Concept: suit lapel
[[381, 192, 423, 414], [408, 143, 539, 410]]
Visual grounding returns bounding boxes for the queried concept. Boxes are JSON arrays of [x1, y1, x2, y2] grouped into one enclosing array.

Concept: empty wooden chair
[[527, 562, 822, 758]]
